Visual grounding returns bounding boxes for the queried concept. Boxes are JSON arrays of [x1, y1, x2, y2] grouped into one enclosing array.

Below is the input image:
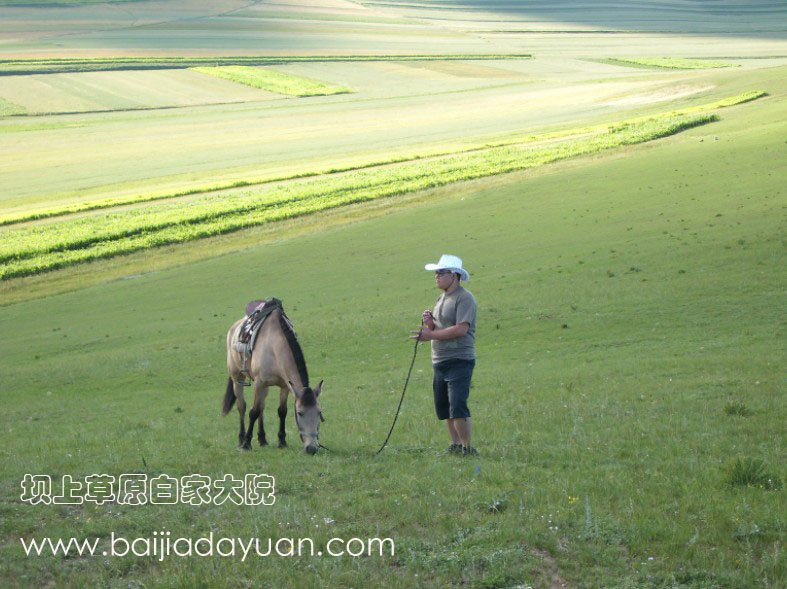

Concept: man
[[411, 254, 478, 456]]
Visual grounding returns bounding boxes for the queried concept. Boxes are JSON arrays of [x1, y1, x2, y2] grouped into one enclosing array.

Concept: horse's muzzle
[[305, 444, 319, 455]]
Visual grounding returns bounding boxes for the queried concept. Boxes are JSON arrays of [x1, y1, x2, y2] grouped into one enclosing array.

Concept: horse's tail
[[222, 377, 236, 416]]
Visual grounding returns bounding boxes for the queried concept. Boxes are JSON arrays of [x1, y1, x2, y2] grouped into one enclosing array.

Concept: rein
[[290, 319, 424, 456], [374, 321, 423, 456]]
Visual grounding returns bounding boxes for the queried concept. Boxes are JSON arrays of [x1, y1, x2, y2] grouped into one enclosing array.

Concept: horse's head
[[289, 380, 324, 455]]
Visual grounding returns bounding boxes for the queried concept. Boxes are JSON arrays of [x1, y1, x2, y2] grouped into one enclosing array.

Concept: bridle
[[294, 406, 330, 451]]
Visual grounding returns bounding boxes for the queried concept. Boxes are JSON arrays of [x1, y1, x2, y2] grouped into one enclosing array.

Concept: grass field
[[0, 96, 24, 115], [606, 58, 737, 70], [190, 66, 352, 97], [0, 109, 732, 279], [0, 55, 532, 76], [0, 1, 785, 587]]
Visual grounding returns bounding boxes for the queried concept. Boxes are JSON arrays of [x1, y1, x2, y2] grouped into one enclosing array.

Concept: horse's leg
[[257, 385, 269, 447], [277, 387, 288, 448], [243, 383, 268, 450], [235, 381, 247, 448]]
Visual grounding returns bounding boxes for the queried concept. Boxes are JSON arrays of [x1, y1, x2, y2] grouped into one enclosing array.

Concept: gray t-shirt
[[431, 286, 477, 363]]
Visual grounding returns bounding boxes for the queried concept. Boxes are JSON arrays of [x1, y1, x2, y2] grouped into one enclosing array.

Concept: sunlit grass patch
[[608, 57, 737, 70], [712, 90, 767, 107], [0, 121, 81, 134], [190, 66, 351, 97], [0, 97, 25, 116]]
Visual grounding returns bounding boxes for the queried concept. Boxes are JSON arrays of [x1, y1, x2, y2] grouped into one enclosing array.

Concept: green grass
[[1, 66, 777, 209], [0, 121, 81, 133], [1, 2, 785, 586], [0, 55, 532, 76], [608, 57, 738, 70], [727, 458, 783, 491], [711, 90, 767, 107], [0, 90, 765, 228], [0, 97, 25, 116], [190, 66, 351, 97], [0, 111, 723, 280], [724, 401, 752, 417], [0, 92, 784, 588]]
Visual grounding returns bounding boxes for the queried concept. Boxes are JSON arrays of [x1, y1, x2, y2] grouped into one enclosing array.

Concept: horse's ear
[[287, 380, 301, 398], [313, 380, 324, 397]]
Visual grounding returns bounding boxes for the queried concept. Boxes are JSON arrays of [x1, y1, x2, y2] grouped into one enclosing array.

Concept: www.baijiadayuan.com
[[21, 533, 395, 561]]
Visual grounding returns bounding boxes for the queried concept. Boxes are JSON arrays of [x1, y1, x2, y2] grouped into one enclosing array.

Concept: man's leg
[[434, 364, 460, 451], [446, 360, 475, 452], [446, 419, 462, 445], [449, 417, 472, 447]]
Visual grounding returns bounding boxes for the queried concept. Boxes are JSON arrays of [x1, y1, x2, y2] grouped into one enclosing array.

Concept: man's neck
[[443, 281, 461, 295]]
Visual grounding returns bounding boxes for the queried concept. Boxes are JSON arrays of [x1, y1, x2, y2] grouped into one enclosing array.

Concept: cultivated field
[[1, 0, 785, 587]]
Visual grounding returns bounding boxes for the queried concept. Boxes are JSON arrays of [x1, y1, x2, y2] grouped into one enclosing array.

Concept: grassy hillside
[[0, 109, 729, 280], [1, 85, 784, 587], [0, 0, 785, 586]]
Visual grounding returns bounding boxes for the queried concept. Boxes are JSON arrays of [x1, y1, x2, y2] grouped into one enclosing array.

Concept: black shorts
[[433, 359, 475, 420]]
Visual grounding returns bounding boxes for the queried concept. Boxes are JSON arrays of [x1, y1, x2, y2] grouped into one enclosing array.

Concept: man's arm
[[413, 322, 469, 341]]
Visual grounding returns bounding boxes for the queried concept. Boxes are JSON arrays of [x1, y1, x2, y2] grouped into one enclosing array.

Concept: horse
[[222, 299, 324, 455]]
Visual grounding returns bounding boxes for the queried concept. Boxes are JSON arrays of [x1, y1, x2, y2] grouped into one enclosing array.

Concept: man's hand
[[422, 309, 436, 330], [410, 327, 433, 341], [412, 322, 469, 342]]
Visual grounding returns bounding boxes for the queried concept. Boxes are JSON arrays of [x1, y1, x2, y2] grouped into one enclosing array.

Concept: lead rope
[[374, 320, 424, 456]]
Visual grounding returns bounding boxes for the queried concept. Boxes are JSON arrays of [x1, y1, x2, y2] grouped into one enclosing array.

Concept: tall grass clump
[[190, 66, 351, 97], [727, 458, 782, 490], [724, 401, 752, 416]]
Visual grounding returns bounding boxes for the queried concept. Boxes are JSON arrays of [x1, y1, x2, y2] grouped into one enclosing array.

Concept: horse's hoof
[[258, 440, 268, 447], [278, 442, 287, 449], [239, 443, 251, 451]]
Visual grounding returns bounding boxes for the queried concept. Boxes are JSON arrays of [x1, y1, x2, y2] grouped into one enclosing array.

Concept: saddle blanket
[[232, 297, 295, 382]]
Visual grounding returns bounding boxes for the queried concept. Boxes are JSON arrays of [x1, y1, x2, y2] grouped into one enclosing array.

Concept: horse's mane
[[300, 388, 317, 407], [277, 307, 310, 390]]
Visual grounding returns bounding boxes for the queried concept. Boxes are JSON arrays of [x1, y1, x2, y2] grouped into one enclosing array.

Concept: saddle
[[232, 297, 294, 385]]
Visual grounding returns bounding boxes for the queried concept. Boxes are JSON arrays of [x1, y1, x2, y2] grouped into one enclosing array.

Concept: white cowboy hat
[[425, 254, 470, 281]]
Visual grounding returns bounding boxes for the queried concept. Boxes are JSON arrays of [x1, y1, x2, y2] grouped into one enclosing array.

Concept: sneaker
[[447, 443, 462, 455], [462, 446, 479, 456]]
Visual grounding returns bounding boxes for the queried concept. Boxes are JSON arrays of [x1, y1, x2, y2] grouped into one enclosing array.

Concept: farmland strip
[[0, 91, 764, 228], [0, 54, 532, 76], [1, 113, 717, 280]]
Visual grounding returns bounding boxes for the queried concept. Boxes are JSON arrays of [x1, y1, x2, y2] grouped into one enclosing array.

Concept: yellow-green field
[[1, 1, 785, 587], [190, 66, 351, 96], [606, 57, 737, 70]]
